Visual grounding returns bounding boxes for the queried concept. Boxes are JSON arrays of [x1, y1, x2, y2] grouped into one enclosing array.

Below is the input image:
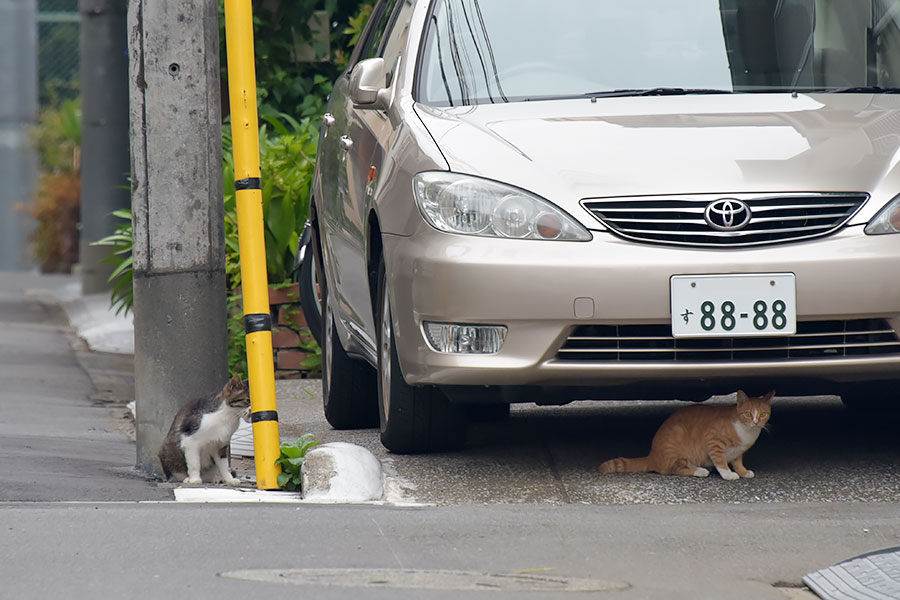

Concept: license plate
[[671, 273, 796, 338]]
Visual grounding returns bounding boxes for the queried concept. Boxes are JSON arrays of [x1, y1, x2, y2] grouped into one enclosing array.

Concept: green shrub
[[91, 209, 134, 316], [223, 112, 321, 376], [220, 0, 372, 119], [27, 98, 82, 272], [276, 434, 320, 491], [32, 98, 81, 174], [222, 113, 318, 288]]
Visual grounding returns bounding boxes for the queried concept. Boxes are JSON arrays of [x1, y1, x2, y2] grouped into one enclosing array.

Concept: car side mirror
[[349, 58, 391, 110]]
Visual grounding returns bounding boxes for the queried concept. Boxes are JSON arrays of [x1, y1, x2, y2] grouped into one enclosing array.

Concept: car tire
[[321, 280, 379, 430], [376, 257, 466, 453], [297, 229, 323, 347]]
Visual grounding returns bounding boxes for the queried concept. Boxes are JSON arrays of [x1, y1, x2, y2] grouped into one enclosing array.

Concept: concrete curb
[[301, 442, 385, 503]]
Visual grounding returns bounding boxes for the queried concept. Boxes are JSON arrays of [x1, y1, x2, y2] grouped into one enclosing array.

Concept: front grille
[[582, 193, 868, 247], [557, 319, 900, 362]]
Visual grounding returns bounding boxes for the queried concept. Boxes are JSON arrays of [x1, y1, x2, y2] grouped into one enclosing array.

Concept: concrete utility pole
[[79, 0, 130, 293], [0, 0, 37, 270], [128, 0, 227, 475]]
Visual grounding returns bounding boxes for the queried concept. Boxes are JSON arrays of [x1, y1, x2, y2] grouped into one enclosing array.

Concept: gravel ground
[[235, 380, 900, 506]]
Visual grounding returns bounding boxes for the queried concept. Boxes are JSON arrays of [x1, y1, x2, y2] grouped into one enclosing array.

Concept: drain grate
[[803, 547, 900, 600]]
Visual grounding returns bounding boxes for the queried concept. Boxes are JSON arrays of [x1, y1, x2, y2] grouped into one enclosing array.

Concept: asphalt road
[[3, 501, 898, 600], [3, 271, 898, 600], [272, 381, 900, 506]]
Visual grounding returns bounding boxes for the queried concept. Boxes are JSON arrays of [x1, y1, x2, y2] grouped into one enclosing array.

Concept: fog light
[[424, 322, 507, 354]]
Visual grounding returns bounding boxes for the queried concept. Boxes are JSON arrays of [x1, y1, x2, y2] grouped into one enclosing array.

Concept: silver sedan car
[[302, 0, 900, 452]]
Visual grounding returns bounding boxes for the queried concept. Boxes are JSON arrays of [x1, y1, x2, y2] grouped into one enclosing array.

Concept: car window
[[417, 0, 900, 106], [379, 0, 417, 81], [356, 0, 401, 63]]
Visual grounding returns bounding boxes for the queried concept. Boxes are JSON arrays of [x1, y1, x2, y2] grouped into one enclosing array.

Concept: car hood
[[414, 94, 900, 226]]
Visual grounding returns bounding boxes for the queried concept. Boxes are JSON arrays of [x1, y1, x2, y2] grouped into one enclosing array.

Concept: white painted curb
[[301, 442, 384, 503], [174, 487, 303, 503]]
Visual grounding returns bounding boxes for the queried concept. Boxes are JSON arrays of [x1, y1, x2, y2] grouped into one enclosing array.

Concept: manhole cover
[[803, 547, 900, 600], [221, 568, 629, 593]]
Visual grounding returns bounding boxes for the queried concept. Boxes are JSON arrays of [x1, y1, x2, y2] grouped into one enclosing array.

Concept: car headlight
[[865, 194, 900, 235], [413, 172, 591, 241]]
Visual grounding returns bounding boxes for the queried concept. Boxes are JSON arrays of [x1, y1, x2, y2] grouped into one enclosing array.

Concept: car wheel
[[321, 284, 379, 430], [376, 257, 466, 453], [297, 228, 323, 347]]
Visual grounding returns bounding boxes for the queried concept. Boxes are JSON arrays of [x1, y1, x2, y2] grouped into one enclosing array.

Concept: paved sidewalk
[[0, 271, 170, 501], [23, 270, 372, 498]]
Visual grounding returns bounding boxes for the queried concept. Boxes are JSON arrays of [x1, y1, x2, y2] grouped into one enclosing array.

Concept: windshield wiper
[[585, 87, 735, 98], [509, 88, 735, 103], [823, 86, 900, 94]]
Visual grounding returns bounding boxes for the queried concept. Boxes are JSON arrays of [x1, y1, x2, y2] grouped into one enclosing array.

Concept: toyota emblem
[[704, 198, 751, 231]]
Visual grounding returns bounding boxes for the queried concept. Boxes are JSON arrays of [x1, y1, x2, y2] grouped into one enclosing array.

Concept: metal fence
[[38, 0, 79, 107]]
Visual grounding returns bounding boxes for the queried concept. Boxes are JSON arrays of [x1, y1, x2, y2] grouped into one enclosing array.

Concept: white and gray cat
[[158, 375, 251, 485]]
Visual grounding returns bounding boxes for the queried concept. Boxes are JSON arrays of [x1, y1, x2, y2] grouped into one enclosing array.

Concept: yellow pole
[[223, 0, 281, 489]]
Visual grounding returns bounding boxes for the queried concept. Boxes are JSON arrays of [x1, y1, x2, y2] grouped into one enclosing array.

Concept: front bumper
[[383, 224, 900, 391]]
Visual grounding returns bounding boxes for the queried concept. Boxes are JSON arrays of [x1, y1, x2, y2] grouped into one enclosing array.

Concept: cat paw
[[692, 467, 710, 477], [740, 470, 755, 479], [720, 470, 740, 481], [224, 476, 241, 486], [183, 476, 202, 485]]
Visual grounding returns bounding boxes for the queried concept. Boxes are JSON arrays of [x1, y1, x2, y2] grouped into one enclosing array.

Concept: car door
[[321, 0, 405, 359]]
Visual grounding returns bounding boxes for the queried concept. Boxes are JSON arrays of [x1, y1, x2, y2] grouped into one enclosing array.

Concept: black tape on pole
[[244, 313, 272, 334], [251, 410, 279, 423], [235, 177, 262, 190]]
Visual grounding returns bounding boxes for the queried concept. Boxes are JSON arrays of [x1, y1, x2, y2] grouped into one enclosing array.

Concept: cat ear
[[763, 390, 776, 402], [736, 390, 750, 404], [227, 375, 242, 393]]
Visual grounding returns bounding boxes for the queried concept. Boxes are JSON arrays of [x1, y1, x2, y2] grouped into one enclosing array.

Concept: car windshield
[[417, 0, 900, 106]]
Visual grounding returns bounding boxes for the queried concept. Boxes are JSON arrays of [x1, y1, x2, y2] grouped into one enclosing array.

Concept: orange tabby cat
[[599, 390, 774, 479]]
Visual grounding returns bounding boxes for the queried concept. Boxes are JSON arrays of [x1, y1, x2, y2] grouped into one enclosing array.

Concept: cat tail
[[599, 456, 651, 473]]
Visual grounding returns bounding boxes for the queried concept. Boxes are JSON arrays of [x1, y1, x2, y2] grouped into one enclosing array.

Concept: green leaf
[[261, 176, 275, 214], [266, 194, 296, 259], [277, 472, 291, 488], [298, 439, 319, 455], [261, 113, 291, 136], [107, 255, 133, 281], [281, 444, 301, 459], [280, 113, 303, 132]]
